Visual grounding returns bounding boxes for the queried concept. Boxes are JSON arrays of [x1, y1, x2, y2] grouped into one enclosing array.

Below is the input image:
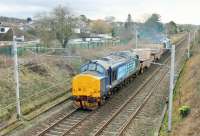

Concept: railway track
[[118, 73, 169, 136], [34, 108, 91, 136], [90, 46, 173, 136], [117, 37, 188, 136], [93, 68, 168, 136], [26, 37, 187, 136], [93, 38, 188, 136]]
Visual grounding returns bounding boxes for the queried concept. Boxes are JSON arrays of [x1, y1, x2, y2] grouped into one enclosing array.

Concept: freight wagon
[[137, 39, 171, 61], [132, 48, 154, 73], [138, 44, 164, 60]]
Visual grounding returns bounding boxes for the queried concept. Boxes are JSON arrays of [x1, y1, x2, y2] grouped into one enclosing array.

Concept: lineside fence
[[67, 39, 123, 49], [0, 39, 130, 57]]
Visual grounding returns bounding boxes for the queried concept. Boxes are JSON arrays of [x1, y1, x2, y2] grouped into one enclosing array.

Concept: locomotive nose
[[72, 74, 101, 98]]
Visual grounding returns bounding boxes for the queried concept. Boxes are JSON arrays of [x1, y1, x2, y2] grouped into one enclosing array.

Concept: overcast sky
[[0, 0, 200, 25]]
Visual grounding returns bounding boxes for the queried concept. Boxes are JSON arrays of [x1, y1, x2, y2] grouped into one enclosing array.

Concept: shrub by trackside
[[179, 105, 190, 118]]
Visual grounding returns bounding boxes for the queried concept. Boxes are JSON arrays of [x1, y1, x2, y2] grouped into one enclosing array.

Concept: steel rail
[[93, 58, 170, 136], [118, 36, 187, 136], [117, 70, 168, 135], [92, 36, 187, 136], [36, 108, 78, 136]]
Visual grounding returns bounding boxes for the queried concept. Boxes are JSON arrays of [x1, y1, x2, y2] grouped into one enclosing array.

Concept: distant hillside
[[0, 26, 37, 41], [0, 16, 26, 25], [0, 16, 37, 41]]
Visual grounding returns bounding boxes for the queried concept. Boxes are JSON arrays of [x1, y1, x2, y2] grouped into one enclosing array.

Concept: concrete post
[[168, 44, 175, 132], [13, 36, 21, 119]]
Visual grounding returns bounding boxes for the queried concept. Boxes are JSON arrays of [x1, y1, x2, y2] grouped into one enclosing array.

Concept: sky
[[0, 0, 200, 25]]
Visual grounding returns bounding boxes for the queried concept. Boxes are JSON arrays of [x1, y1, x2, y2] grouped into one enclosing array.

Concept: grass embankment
[[0, 55, 73, 123], [160, 43, 200, 136]]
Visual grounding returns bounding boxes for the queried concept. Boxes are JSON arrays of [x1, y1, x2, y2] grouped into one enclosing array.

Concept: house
[[0, 26, 10, 34], [0, 25, 13, 41], [73, 17, 91, 35]]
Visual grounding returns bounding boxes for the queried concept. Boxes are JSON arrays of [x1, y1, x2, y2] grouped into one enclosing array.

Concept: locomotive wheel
[[97, 101, 101, 106], [125, 80, 129, 85], [124, 80, 127, 86], [128, 78, 131, 84], [140, 67, 144, 74], [98, 97, 106, 106], [131, 76, 135, 81], [113, 87, 119, 92], [107, 91, 113, 98], [79, 100, 83, 109]]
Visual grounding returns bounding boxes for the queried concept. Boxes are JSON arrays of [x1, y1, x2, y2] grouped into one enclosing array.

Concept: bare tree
[[52, 5, 73, 48], [35, 13, 55, 47], [35, 5, 73, 48]]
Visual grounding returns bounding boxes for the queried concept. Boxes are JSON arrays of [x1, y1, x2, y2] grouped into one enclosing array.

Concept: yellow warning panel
[[72, 74, 101, 98]]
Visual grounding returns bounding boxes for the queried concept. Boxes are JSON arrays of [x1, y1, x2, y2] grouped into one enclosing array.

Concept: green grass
[[159, 69, 186, 136], [0, 56, 73, 122]]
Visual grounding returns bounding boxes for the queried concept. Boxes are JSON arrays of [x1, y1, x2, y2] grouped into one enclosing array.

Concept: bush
[[0, 109, 11, 122], [21, 103, 36, 115], [179, 105, 190, 118]]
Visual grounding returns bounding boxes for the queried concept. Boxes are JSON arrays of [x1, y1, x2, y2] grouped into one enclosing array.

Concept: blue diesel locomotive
[[72, 51, 140, 109], [72, 39, 171, 110]]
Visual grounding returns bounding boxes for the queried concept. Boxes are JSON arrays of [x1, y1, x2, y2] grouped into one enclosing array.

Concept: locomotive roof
[[92, 51, 137, 70]]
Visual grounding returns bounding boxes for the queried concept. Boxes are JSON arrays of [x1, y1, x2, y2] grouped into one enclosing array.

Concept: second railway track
[[92, 65, 168, 136]]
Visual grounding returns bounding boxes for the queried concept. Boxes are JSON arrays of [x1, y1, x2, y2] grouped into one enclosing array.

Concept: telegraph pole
[[187, 32, 191, 59], [168, 44, 175, 132], [13, 35, 21, 119]]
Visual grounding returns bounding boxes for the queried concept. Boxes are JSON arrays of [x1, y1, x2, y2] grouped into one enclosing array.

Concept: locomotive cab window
[[96, 65, 104, 74], [80, 63, 105, 74], [88, 63, 96, 71], [80, 65, 88, 72]]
